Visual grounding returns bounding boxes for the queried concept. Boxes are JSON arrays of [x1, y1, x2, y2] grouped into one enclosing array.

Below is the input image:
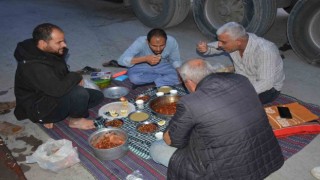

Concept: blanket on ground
[[39, 80, 320, 179]]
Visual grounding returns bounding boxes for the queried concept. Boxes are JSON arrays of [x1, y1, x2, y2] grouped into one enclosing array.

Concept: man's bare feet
[[44, 123, 53, 129], [68, 118, 95, 130]]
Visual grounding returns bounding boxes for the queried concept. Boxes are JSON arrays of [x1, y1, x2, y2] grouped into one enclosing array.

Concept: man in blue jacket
[[150, 59, 284, 179], [117, 28, 181, 87]]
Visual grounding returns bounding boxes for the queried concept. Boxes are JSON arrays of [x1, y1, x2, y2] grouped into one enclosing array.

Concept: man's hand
[[78, 79, 84, 86], [163, 130, 172, 145], [197, 41, 208, 53], [145, 54, 161, 65], [176, 68, 183, 83]]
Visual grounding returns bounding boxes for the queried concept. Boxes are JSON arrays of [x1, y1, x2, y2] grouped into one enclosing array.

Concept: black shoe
[[279, 42, 292, 52], [102, 60, 126, 68], [76, 66, 101, 75]]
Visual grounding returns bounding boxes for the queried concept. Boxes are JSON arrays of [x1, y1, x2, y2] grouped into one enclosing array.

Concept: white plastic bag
[[126, 170, 144, 180], [26, 139, 80, 172], [83, 77, 100, 90]]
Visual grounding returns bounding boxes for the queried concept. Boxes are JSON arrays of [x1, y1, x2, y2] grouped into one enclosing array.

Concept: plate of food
[[104, 119, 124, 128], [136, 121, 159, 134], [128, 110, 150, 122], [98, 102, 136, 120], [157, 86, 172, 94]]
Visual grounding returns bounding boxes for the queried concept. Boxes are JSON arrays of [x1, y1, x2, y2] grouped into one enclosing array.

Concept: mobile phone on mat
[[277, 106, 293, 119]]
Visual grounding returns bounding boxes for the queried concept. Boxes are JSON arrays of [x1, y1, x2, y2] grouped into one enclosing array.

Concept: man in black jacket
[[150, 59, 284, 179], [14, 23, 103, 129]]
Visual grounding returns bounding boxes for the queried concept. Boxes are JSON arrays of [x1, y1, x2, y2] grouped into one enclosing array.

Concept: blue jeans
[[127, 63, 180, 87], [150, 140, 177, 167], [43, 86, 103, 123]]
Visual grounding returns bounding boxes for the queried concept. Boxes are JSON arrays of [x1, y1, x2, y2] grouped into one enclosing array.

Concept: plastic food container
[[90, 72, 112, 89]]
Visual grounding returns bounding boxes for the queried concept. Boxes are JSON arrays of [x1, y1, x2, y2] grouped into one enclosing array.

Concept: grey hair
[[179, 59, 216, 84], [216, 22, 247, 40]]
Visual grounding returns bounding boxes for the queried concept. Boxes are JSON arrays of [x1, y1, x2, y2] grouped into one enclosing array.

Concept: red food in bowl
[[154, 102, 177, 115], [137, 123, 158, 134], [92, 132, 125, 149], [105, 119, 124, 128]]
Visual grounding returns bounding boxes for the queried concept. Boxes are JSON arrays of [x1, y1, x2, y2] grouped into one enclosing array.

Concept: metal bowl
[[103, 86, 129, 99], [88, 128, 129, 160], [128, 110, 150, 122], [136, 121, 159, 134], [149, 95, 181, 120], [104, 119, 124, 128], [157, 86, 172, 94]]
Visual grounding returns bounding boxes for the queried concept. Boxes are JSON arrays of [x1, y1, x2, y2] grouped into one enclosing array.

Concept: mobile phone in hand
[[277, 106, 293, 119]]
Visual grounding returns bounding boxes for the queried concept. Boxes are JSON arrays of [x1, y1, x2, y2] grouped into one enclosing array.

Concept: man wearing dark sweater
[[14, 23, 103, 129], [150, 59, 284, 179]]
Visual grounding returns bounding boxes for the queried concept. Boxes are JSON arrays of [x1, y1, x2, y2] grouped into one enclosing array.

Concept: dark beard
[[49, 47, 68, 59]]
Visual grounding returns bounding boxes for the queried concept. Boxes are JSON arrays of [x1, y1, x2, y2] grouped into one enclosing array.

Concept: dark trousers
[[43, 86, 103, 123], [259, 88, 280, 104]]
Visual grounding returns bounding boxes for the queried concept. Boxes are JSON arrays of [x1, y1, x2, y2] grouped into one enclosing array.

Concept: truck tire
[[283, 0, 298, 14], [287, 0, 320, 64], [193, 0, 277, 39], [130, 0, 190, 28]]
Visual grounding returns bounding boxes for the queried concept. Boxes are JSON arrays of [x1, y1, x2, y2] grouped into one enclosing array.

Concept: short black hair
[[32, 23, 63, 44], [147, 28, 167, 42]]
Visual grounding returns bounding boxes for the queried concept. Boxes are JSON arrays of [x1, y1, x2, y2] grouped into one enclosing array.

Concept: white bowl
[[156, 92, 164, 97], [155, 132, 163, 140]]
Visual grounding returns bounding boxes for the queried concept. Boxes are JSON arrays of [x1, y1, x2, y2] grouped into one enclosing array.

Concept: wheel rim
[[138, 0, 163, 18], [204, 0, 245, 28], [309, 10, 320, 50], [288, 0, 320, 64]]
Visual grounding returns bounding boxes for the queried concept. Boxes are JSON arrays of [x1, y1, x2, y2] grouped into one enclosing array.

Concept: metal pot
[[88, 128, 129, 160], [149, 95, 181, 120], [102, 86, 129, 99]]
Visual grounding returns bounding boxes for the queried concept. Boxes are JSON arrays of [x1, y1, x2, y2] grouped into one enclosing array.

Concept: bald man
[[150, 59, 284, 179]]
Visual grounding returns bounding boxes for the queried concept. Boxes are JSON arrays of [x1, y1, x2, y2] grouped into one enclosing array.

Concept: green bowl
[[92, 78, 111, 89]]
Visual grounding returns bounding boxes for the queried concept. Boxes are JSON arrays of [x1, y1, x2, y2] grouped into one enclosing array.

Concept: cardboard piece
[[265, 102, 319, 130]]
